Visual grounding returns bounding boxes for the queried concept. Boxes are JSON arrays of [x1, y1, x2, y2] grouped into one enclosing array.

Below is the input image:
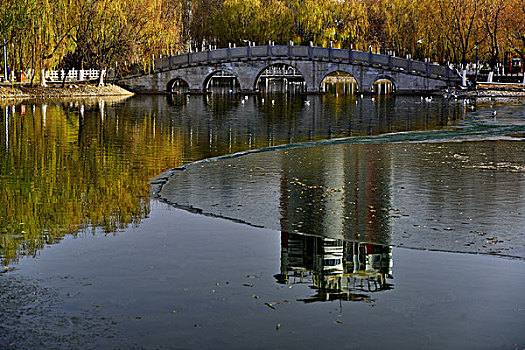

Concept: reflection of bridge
[[276, 233, 393, 303], [118, 45, 461, 94]]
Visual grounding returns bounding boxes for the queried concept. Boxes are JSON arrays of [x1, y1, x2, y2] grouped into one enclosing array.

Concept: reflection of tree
[[0, 100, 184, 265], [275, 232, 393, 303], [0, 95, 463, 266]]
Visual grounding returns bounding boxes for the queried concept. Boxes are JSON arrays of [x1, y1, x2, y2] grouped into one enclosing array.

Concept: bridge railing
[[124, 45, 460, 82]]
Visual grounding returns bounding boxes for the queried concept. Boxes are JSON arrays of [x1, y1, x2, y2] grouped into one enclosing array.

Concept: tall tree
[[503, 0, 525, 64], [436, 0, 482, 66], [481, 0, 506, 69]]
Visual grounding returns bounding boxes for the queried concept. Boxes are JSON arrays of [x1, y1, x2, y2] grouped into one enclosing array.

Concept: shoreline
[[1, 83, 525, 99], [0, 83, 134, 100]]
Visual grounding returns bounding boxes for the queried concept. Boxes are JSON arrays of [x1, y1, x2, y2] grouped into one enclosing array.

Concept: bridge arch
[[372, 75, 396, 94], [167, 77, 190, 93], [320, 70, 359, 95], [203, 69, 241, 93], [254, 62, 307, 93]]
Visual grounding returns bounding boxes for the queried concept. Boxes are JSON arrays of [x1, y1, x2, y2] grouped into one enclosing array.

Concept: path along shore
[[454, 83, 525, 98], [0, 84, 133, 99]]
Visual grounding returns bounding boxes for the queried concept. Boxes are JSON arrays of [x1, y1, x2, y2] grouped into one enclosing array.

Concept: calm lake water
[[1, 94, 524, 349]]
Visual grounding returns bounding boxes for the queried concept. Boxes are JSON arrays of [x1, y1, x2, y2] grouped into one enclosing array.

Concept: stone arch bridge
[[118, 45, 461, 94]]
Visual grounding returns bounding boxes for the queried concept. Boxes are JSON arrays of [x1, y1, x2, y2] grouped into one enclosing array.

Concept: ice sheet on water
[[159, 139, 525, 259]]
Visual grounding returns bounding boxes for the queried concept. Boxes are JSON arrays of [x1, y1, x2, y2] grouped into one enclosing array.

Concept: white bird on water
[[271, 99, 275, 105], [492, 110, 497, 119], [304, 100, 310, 106], [261, 98, 265, 104]]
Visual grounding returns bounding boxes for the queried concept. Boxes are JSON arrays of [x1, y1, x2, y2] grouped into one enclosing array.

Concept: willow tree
[[0, 1, 31, 58], [334, 0, 368, 51], [0, 0, 79, 83], [0, 1, 41, 78], [253, 0, 294, 45], [210, 0, 262, 46], [186, 0, 223, 48], [287, 0, 340, 47], [60, 0, 184, 70], [367, 0, 422, 56], [208, 0, 295, 47]]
